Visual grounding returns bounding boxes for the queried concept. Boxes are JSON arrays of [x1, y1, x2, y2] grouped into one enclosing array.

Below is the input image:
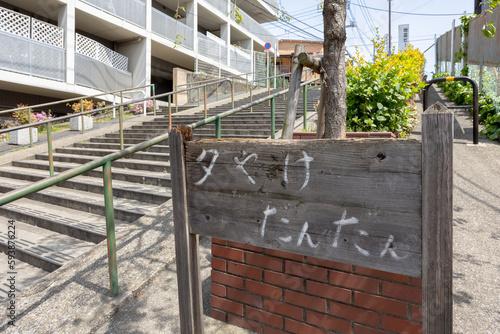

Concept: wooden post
[[422, 102, 453, 334], [281, 44, 305, 139], [169, 129, 203, 334]]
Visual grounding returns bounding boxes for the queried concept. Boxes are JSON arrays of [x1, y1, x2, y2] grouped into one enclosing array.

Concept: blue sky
[[262, 0, 475, 75]]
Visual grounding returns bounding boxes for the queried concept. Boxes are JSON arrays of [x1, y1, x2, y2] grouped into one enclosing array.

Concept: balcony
[[204, 0, 228, 16], [230, 3, 278, 46], [229, 46, 252, 74], [152, 8, 194, 50], [80, 0, 146, 28], [198, 32, 228, 66], [75, 34, 132, 91], [0, 7, 64, 82]]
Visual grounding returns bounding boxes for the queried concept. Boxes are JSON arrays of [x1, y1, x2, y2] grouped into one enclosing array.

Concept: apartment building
[[0, 0, 278, 109]]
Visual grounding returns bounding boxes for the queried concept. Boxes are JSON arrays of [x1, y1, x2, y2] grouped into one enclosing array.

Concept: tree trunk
[[321, 0, 347, 139]]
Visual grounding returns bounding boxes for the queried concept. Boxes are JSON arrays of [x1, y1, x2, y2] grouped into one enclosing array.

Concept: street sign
[[264, 42, 271, 50]]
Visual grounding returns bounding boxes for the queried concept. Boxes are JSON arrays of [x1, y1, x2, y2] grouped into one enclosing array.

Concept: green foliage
[[433, 71, 500, 141], [346, 33, 426, 137]]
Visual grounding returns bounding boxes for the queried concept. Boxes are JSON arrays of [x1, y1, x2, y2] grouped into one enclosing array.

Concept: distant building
[[276, 40, 323, 81], [474, 0, 490, 14]]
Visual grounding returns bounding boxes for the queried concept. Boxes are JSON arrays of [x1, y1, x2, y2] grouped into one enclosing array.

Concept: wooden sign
[[185, 139, 422, 277], [169, 102, 453, 334]]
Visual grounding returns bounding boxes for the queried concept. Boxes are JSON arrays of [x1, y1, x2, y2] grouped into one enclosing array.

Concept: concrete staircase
[[0, 88, 321, 299]]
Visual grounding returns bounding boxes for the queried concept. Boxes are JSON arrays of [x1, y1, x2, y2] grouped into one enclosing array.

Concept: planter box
[[293, 131, 396, 139], [70, 116, 93, 131], [9, 128, 38, 146]]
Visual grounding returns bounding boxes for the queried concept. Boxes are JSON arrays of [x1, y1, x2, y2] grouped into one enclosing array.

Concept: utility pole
[[388, 0, 392, 56]]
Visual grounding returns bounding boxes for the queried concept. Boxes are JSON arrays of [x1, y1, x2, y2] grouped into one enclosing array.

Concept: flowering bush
[[346, 32, 425, 137], [67, 99, 95, 115], [12, 104, 35, 125], [33, 111, 54, 132], [130, 100, 154, 115]]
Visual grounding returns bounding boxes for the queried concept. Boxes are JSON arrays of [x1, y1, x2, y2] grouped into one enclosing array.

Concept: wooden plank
[[169, 129, 203, 334], [282, 44, 306, 139], [422, 102, 453, 333], [185, 138, 423, 277]]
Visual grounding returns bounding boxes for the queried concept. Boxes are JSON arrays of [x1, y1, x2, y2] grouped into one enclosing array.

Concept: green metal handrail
[[249, 72, 291, 112], [0, 130, 170, 296], [189, 77, 320, 139]]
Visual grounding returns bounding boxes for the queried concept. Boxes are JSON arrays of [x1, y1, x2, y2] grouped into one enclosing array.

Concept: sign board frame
[[169, 103, 453, 333]]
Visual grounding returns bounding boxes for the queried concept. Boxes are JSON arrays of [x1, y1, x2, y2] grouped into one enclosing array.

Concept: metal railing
[[189, 77, 320, 138], [0, 73, 314, 296]]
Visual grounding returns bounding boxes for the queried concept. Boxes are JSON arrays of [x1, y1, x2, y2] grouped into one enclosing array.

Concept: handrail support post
[[103, 161, 119, 296]]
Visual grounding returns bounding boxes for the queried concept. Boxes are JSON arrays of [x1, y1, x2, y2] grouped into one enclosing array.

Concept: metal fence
[[198, 32, 228, 65], [152, 8, 194, 50], [0, 31, 64, 81], [76, 33, 128, 72], [75, 54, 132, 92], [81, 0, 146, 28], [229, 46, 252, 73]]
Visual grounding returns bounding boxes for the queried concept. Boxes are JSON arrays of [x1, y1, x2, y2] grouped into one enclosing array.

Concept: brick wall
[[211, 238, 422, 334]]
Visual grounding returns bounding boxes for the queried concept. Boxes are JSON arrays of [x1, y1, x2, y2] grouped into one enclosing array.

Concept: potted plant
[[68, 99, 94, 131], [7, 104, 38, 146]]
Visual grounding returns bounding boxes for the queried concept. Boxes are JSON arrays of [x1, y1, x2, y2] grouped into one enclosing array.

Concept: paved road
[[415, 86, 500, 334]]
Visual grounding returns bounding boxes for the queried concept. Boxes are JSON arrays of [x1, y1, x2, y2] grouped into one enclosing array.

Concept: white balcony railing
[[75, 54, 132, 92], [152, 8, 194, 50], [80, 0, 146, 28], [0, 7, 64, 81], [76, 33, 128, 72], [229, 45, 252, 74], [198, 32, 228, 66]]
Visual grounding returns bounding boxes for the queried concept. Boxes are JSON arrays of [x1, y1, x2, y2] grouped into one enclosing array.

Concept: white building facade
[[0, 0, 278, 107]]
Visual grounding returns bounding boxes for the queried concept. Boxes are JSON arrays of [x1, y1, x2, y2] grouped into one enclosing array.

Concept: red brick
[[211, 257, 226, 271], [247, 306, 283, 328], [211, 295, 243, 316], [329, 301, 378, 327], [306, 257, 352, 272], [212, 244, 244, 262], [246, 280, 283, 300], [285, 261, 328, 282], [227, 240, 263, 252], [265, 248, 304, 262], [227, 287, 262, 308], [264, 271, 303, 291], [354, 292, 407, 317], [410, 305, 423, 322], [211, 282, 226, 297], [211, 270, 243, 289], [212, 238, 227, 245], [306, 281, 351, 304], [263, 326, 287, 334], [381, 281, 422, 304], [306, 310, 351, 333], [381, 315, 423, 333], [228, 261, 262, 280], [354, 266, 409, 284], [353, 324, 386, 334], [411, 277, 422, 287], [330, 271, 379, 293], [264, 298, 303, 321], [211, 308, 226, 322], [284, 318, 327, 334], [247, 253, 284, 272], [284, 290, 327, 313], [228, 314, 262, 333]]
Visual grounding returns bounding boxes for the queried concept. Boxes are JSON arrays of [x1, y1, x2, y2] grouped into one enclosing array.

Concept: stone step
[[55, 147, 169, 162], [74, 142, 169, 153], [0, 218, 95, 272], [89, 137, 169, 146], [0, 196, 128, 243], [192, 128, 274, 136], [11, 160, 171, 187], [134, 123, 277, 130], [0, 252, 48, 302], [0, 166, 170, 205], [35, 152, 170, 173], [0, 176, 157, 222], [192, 133, 269, 139]]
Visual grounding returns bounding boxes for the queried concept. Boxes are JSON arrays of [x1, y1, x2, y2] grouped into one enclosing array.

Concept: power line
[[351, 3, 472, 16]]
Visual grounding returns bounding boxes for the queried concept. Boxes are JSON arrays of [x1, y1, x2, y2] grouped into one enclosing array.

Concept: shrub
[[346, 33, 425, 137], [67, 99, 95, 114]]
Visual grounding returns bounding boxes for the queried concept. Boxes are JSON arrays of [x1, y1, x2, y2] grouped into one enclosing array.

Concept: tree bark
[[321, 0, 347, 139], [297, 53, 321, 74]]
